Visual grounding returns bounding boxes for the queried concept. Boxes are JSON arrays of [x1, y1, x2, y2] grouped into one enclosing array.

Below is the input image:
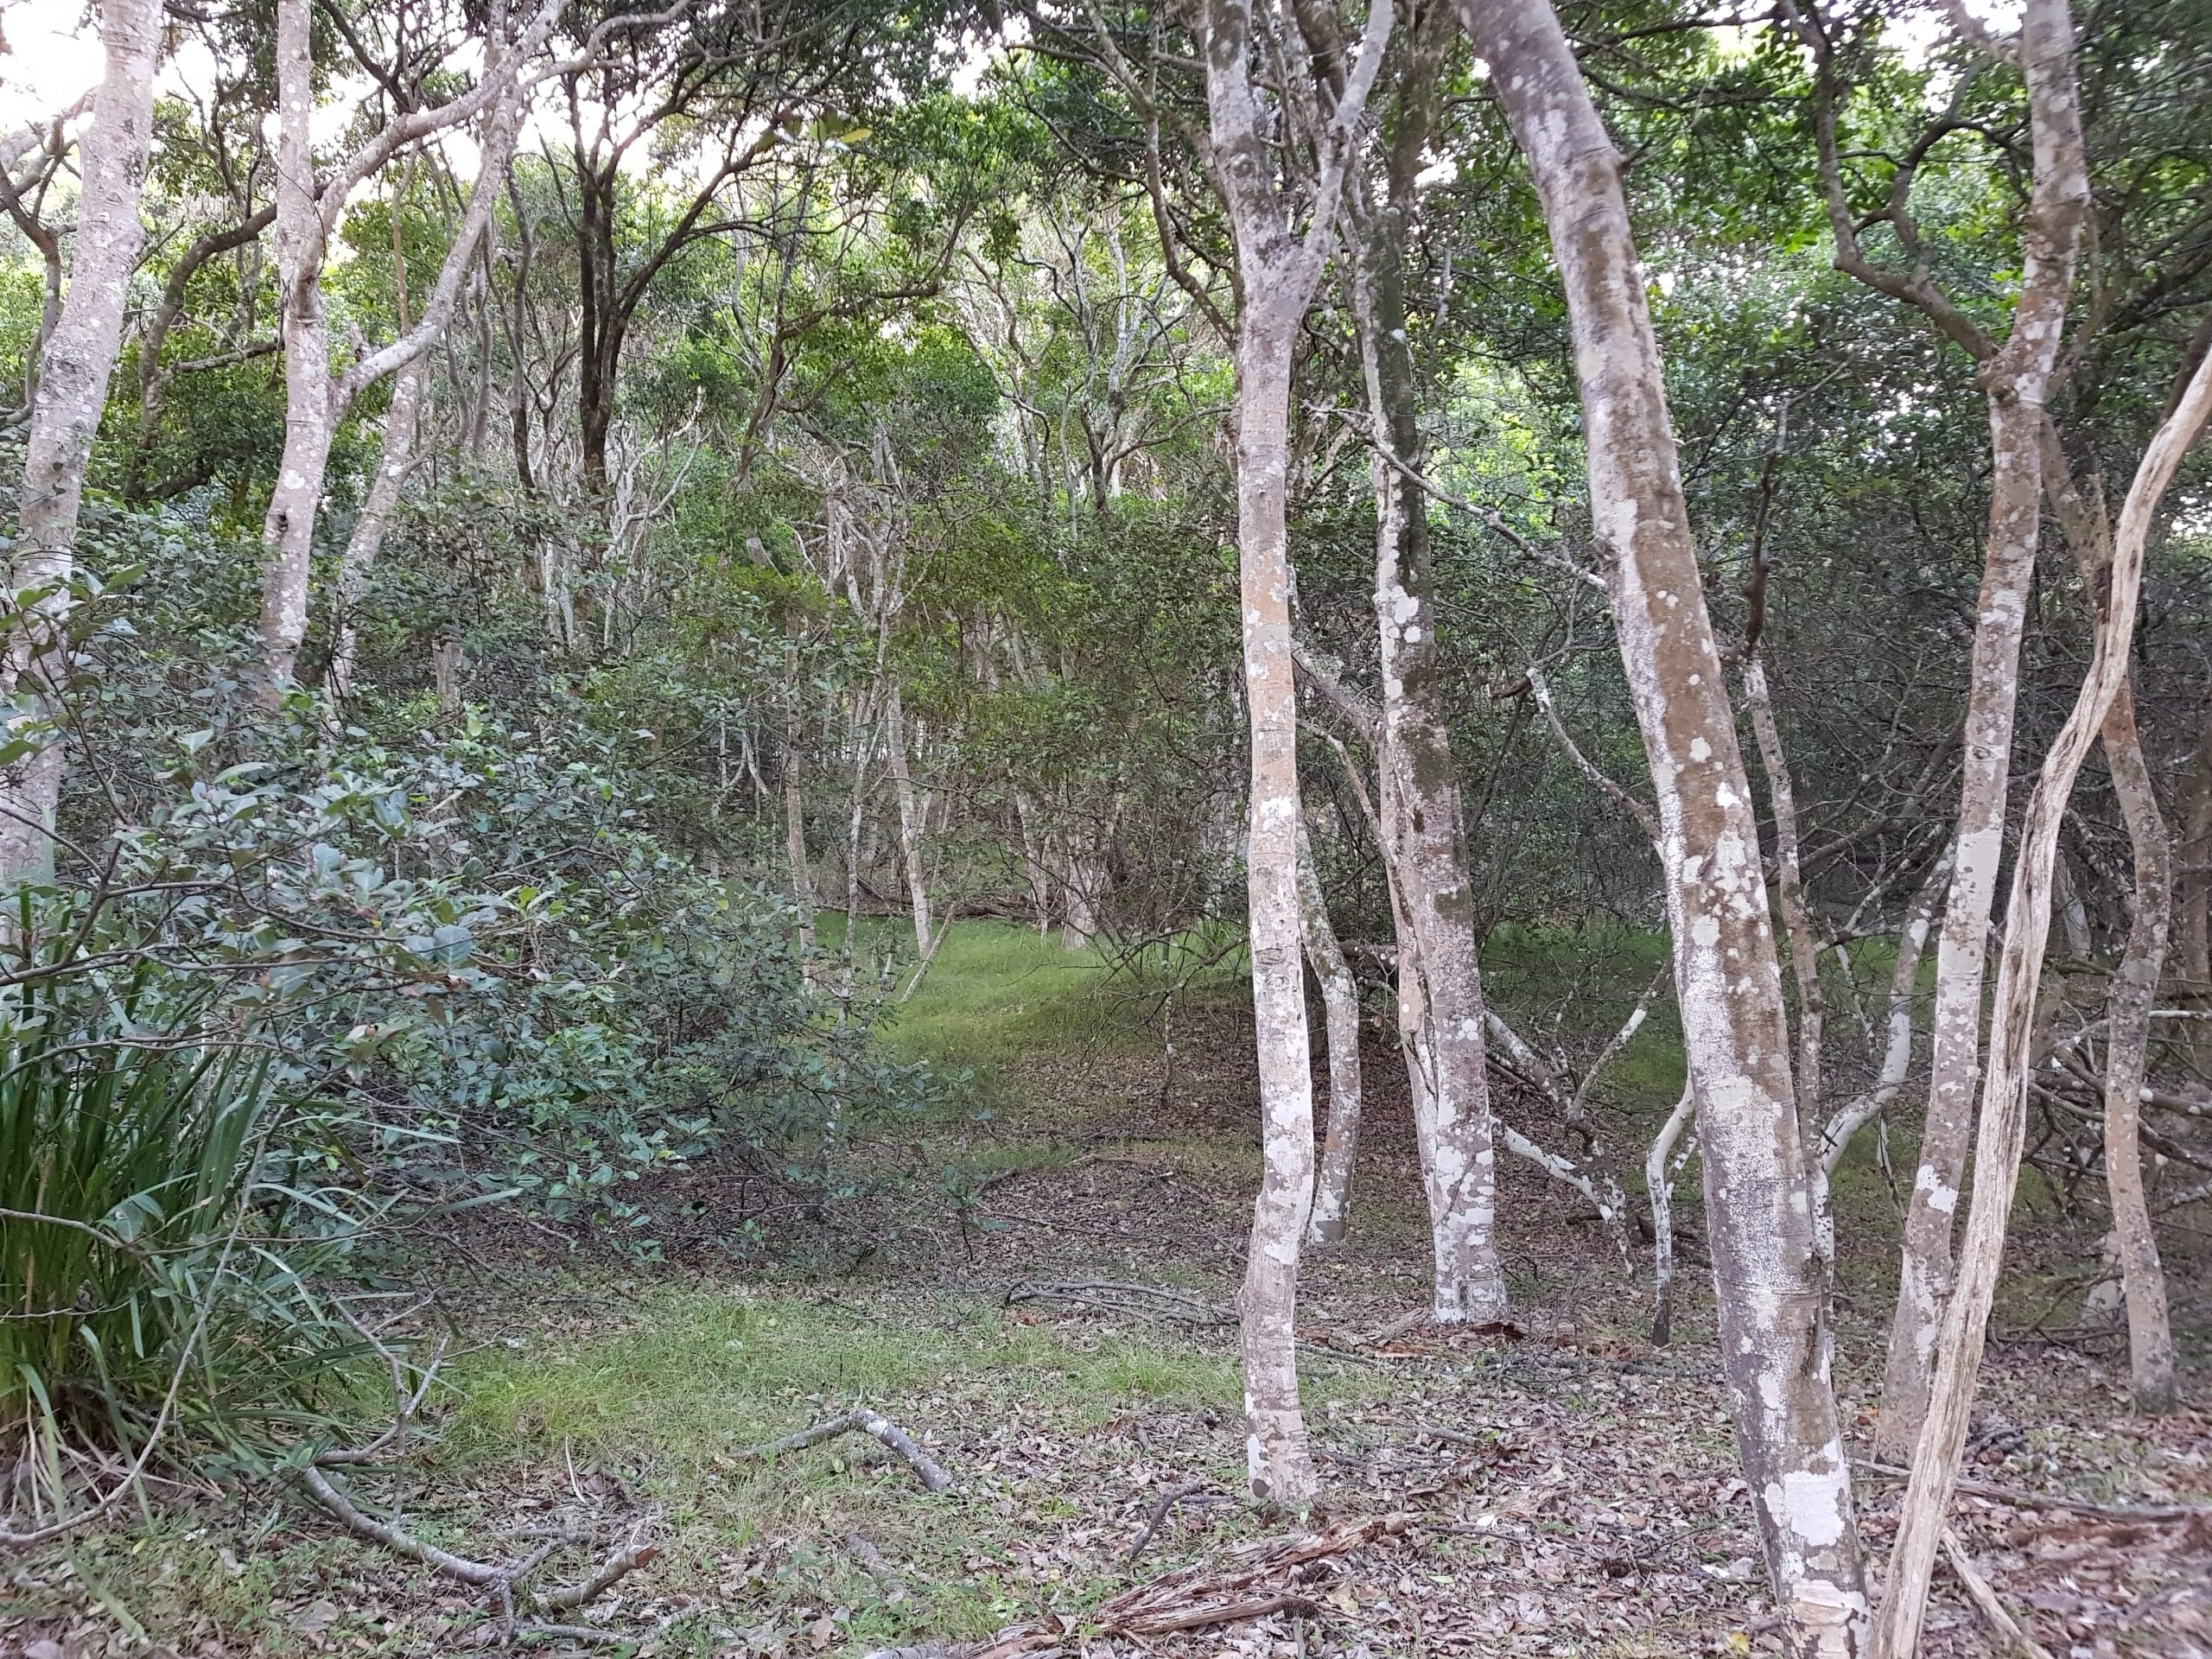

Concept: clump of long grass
[[0, 943, 361, 1530]]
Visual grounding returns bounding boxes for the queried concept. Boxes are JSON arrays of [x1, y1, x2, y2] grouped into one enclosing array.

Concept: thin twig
[[739, 1408, 954, 1492]]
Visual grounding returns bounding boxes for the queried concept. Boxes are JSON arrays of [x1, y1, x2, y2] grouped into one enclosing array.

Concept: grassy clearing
[[880, 922, 1136, 1081]]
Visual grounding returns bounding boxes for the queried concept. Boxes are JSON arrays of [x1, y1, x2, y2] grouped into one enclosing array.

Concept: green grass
[[448, 1287, 1251, 1468], [880, 921, 1133, 1078]]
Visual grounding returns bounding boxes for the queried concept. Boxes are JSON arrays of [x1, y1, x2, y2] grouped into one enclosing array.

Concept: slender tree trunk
[[1870, 304, 2212, 1659], [326, 361, 425, 705], [257, 0, 334, 696], [0, 0, 162, 885], [1646, 1086, 1695, 1344], [1815, 841, 1955, 1181], [2038, 429, 2179, 1414], [1231, 307, 1320, 1506], [884, 681, 933, 957], [1298, 814, 1363, 1248], [1450, 0, 1866, 1643], [2179, 707, 2212, 986], [1350, 131, 1505, 1321], [2099, 681, 2177, 1411]]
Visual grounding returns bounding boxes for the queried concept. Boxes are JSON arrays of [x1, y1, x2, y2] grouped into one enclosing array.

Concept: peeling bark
[[1, 0, 163, 885], [1450, 0, 1866, 1642], [1646, 1086, 1695, 1345]]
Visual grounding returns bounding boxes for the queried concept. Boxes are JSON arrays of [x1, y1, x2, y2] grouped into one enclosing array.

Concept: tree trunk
[[257, 0, 334, 695], [1450, 0, 1866, 1643], [2179, 706, 2212, 986], [884, 680, 933, 957], [1646, 1086, 1695, 1344], [2037, 427, 2179, 1415], [1349, 111, 1505, 1320], [1298, 814, 1363, 1248], [0, 0, 162, 885], [1230, 306, 1320, 1507], [2099, 681, 2177, 1412], [1869, 299, 2212, 1659], [326, 360, 425, 705]]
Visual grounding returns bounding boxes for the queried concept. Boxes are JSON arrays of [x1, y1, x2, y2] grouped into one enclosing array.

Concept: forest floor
[[8, 922, 2212, 1658]]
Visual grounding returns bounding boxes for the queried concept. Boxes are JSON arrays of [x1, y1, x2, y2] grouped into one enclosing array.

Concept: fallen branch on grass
[[1853, 1459, 2210, 1522], [1941, 1527, 2056, 1659], [1126, 1479, 1210, 1561], [739, 1408, 954, 1492], [289, 1463, 657, 1622], [957, 1511, 1417, 1659]]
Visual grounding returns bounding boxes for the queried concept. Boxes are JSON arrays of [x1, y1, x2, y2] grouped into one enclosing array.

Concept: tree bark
[[885, 680, 933, 958], [2037, 429, 2179, 1415], [1646, 1086, 1695, 1344], [1180, 0, 1389, 1506], [1789, 0, 2093, 1465], [1230, 303, 1320, 1506], [326, 360, 426, 705], [1869, 295, 2212, 1659], [1298, 813, 1363, 1248], [1449, 0, 1866, 1643], [2099, 681, 2177, 1412], [258, 6, 534, 694], [0, 0, 163, 886], [2180, 708, 2212, 987], [1345, 36, 1505, 1317]]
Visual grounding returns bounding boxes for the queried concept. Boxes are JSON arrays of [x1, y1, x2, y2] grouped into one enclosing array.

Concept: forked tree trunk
[[1298, 814, 1363, 1248], [1450, 0, 1866, 1642], [0, 0, 163, 886], [1794, 0, 2093, 1465], [1870, 313, 2212, 1659], [1347, 59, 1505, 1317], [1185, 0, 1390, 1506]]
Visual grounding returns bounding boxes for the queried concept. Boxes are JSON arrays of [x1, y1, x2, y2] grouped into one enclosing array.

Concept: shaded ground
[[6, 921, 2209, 1657]]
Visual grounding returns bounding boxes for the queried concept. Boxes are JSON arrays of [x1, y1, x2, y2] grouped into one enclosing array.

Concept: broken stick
[[1940, 1526, 2056, 1659], [741, 1408, 954, 1492]]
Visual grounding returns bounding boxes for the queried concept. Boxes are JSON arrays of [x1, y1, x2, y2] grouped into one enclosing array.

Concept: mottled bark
[[885, 681, 933, 958], [1743, 654, 1822, 1125], [258, 5, 537, 693], [1451, 0, 1865, 1643], [2100, 681, 2177, 1412], [1346, 73, 1504, 1317], [1646, 1086, 1695, 1344], [1870, 296, 2212, 1659], [0, 0, 162, 885], [1185, 0, 1389, 1505], [1298, 815, 1363, 1248], [2038, 431, 2178, 1414], [1791, 0, 2092, 1465]]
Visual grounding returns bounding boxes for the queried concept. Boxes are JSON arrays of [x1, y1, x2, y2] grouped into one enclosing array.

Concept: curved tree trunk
[[0, 0, 163, 885], [1448, 0, 1866, 1643], [1870, 287, 2212, 1659], [326, 359, 426, 706]]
